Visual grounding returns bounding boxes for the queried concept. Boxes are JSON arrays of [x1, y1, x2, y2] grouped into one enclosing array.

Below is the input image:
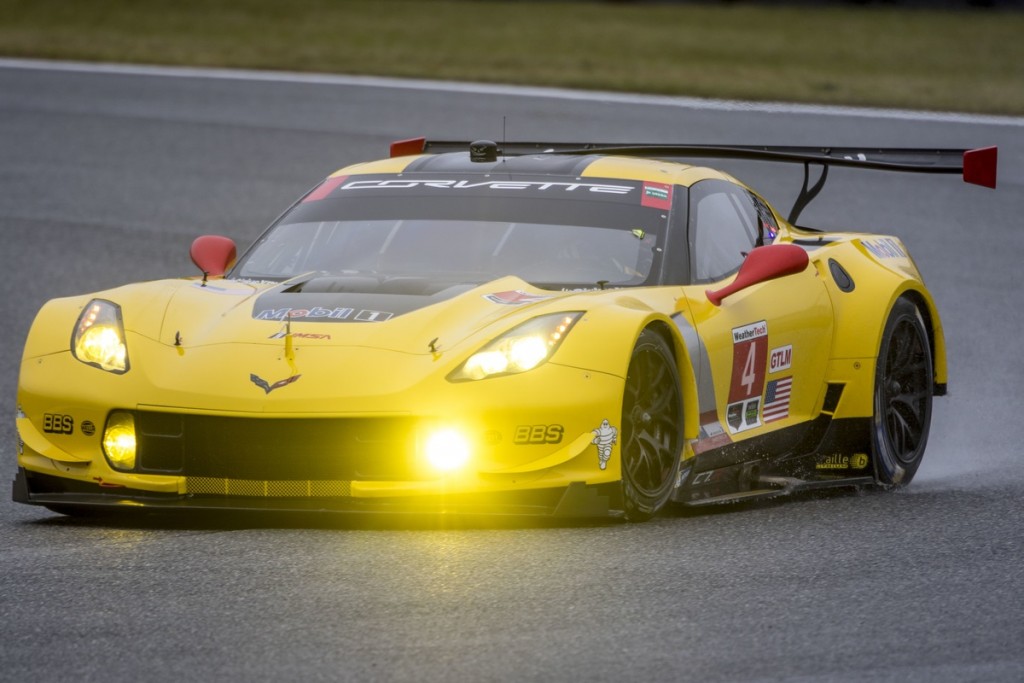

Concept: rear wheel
[[620, 329, 683, 521], [871, 297, 933, 487]]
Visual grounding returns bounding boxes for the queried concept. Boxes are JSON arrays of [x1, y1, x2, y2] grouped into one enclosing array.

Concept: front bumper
[[13, 468, 621, 518]]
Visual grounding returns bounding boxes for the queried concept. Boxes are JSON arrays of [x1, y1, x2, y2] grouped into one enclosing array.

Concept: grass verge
[[0, 0, 1022, 115]]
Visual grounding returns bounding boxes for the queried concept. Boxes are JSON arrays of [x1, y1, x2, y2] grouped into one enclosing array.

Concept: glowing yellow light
[[425, 429, 470, 472], [73, 300, 129, 373], [449, 312, 583, 382], [462, 350, 509, 379], [102, 412, 136, 471], [76, 325, 127, 372], [508, 336, 548, 371]]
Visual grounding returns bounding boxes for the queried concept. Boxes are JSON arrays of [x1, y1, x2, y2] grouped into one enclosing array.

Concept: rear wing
[[390, 138, 997, 224]]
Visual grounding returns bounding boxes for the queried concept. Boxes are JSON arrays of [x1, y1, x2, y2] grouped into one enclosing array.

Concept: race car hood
[[22, 273, 647, 413], [44, 274, 550, 410], [151, 274, 566, 355]]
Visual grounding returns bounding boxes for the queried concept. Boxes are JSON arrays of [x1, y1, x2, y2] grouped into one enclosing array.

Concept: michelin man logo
[[592, 419, 618, 470]]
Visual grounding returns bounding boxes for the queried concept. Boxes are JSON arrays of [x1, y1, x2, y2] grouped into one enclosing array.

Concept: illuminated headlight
[[72, 299, 129, 373], [424, 429, 471, 473], [102, 411, 137, 471], [449, 312, 583, 381]]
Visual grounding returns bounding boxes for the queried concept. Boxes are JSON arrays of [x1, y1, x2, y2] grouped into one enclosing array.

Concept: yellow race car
[[12, 138, 998, 521]]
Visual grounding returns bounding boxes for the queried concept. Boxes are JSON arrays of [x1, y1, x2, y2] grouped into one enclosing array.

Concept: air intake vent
[[822, 383, 844, 414]]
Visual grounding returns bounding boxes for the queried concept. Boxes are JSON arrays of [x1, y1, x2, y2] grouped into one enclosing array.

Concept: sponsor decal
[[235, 278, 278, 286], [815, 453, 870, 470], [256, 307, 354, 321], [862, 238, 907, 260], [727, 399, 761, 433], [591, 419, 618, 470], [694, 411, 732, 455], [80, 420, 96, 437], [338, 179, 635, 195], [732, 321, 768, 346], [514, 424, 564, 445], [769, 345, 792, 373], [727, 321, 768, 434], [763, 376, 793, 423], [268, 331, 332, 340], [43, 413, 74, 435], [354, 309, 393, 322], [255, 307, 393, 322], [483, 290, 551, 305], [641, 181, 673, 210], [250, 373, 301, 394]]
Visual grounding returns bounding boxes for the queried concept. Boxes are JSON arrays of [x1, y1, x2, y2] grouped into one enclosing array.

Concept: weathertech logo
[[732, 321, 768, 343]]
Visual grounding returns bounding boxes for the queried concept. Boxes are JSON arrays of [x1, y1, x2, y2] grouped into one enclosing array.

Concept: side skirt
[[675, 416, 873, 506]]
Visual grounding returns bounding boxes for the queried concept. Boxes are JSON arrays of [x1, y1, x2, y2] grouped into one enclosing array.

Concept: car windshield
[[232, 176, 673, 289]]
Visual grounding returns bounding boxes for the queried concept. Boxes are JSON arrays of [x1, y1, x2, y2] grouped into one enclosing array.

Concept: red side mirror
[[706, 244, 809, 306], [190, 235, 237, 277]]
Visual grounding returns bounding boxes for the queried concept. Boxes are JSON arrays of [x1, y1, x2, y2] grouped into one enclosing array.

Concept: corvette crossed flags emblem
[[250, 373, 301, 394]]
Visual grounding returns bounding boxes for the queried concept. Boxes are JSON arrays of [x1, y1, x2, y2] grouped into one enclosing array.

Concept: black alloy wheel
[[872, 297, 934, 487], [620, 328, 684, 521]]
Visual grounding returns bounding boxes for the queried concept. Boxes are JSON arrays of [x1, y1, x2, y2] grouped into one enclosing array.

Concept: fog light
[[425, 429, 470, 473], [102, 411, 137, 471]]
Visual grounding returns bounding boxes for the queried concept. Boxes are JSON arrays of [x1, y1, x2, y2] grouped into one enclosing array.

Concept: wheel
[[871, 297, 933, 487], [620, 328, 684, 521]]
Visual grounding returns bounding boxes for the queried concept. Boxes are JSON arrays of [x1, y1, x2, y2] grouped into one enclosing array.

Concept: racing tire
[[871, 297, 933, 488], [620, 328, 684, 522]]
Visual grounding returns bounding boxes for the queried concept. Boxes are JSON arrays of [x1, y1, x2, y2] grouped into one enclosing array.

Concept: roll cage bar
[[390, 138, 997, 225]]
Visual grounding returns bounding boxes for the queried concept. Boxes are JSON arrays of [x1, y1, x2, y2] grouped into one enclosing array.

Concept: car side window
[[690, 181, 760, 284]]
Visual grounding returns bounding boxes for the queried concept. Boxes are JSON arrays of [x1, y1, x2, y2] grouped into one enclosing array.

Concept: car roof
[[331, 152, 741, 189]]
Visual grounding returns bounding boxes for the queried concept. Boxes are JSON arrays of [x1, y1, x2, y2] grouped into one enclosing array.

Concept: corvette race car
[[12, 138, 997, 521]]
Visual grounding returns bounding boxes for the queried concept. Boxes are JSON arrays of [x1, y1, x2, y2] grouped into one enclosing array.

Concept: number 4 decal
[[729, 321, 768, 403], [740, 342, 759, 396], [726, 321, 768, 434]]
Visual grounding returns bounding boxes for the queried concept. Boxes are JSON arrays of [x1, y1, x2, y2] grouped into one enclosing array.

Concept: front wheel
[[620, 329, 684, 522], [871, 297, 934, 487]]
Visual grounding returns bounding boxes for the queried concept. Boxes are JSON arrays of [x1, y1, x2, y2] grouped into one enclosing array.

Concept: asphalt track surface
[[1, 62, 1022, 682]]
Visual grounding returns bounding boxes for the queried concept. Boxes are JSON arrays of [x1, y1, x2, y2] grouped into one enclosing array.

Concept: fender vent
[[822, 383, 844, 414], [828, 259, 855, 292]]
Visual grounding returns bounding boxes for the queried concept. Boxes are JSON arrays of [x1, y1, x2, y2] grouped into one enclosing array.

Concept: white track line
[[2, 57, 1022, 128]]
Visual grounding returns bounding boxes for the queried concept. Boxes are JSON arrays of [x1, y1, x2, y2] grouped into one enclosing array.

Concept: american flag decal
[[763, 377, 793, 423]]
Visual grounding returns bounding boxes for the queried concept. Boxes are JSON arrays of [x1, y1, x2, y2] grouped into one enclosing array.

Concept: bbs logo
[[514, 424, 564, 445], [43, 413, 74, 435]]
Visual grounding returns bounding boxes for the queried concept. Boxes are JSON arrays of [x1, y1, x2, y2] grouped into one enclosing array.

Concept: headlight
[[72, 299, 129, 373], [102, 411, 137, 471], [449, 312, 582, 381]]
